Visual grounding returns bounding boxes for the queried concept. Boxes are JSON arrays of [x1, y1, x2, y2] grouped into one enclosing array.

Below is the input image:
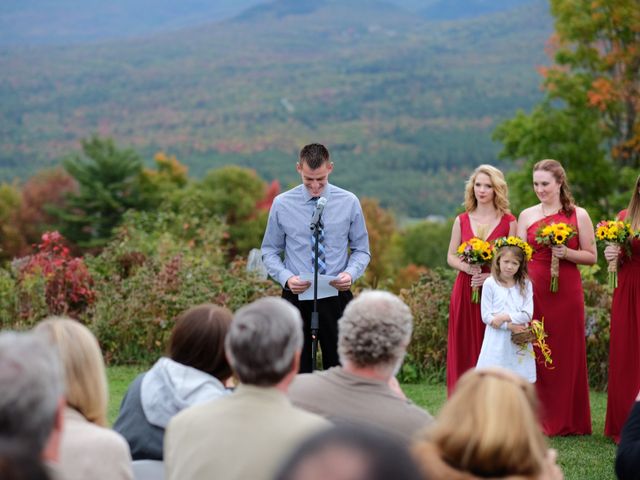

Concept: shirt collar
[[302, 183, 333, 203]]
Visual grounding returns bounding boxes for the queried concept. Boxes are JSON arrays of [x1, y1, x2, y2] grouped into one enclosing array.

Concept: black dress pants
[[282, 288, 353, 373]]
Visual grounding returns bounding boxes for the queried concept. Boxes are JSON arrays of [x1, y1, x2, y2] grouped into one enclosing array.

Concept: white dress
[[476, 276, 535, 383]]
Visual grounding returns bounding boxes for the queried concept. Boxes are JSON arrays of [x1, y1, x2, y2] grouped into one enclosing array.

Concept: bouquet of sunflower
[[511, 317, 553, 370], [535, 222, 576, 292], [457, 237, 493, 303], [595, 219, 634, 289]]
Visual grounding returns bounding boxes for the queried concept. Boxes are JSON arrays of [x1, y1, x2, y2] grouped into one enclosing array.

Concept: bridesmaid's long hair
[[627, 174, 640, 230], [464, 165, 510, 215], [533, 159, 575, 216]]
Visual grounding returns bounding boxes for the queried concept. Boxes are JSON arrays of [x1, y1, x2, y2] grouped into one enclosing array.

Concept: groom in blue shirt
[[261, 144, 370, 372]]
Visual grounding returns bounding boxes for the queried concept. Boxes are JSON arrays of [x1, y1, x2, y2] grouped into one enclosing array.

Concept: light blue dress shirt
[[261, 183, 371, 288]]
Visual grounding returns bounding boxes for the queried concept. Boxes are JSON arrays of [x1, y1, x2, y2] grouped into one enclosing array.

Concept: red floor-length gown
[[527, 209, 591, 435], [605, 210, 640, 443], [446, 212, 515, 396]]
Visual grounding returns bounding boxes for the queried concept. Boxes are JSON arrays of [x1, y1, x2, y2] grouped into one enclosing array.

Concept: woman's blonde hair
[[626, 174, 640, 230], [464, 165, 510, 215], [35, 317, 108, 427], [419, 368, 547, 477], [533, 159, 575, 215]]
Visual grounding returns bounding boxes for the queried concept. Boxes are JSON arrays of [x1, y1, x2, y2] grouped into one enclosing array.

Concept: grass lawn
[[108, 367, 617, 480]]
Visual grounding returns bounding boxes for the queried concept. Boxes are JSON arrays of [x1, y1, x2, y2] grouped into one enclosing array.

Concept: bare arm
[[516, 209, 532, 241]]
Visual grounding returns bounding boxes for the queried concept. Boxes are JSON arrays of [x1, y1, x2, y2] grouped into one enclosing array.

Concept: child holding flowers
[[476, 237, 535, 382], [445, 165, 516, 396]]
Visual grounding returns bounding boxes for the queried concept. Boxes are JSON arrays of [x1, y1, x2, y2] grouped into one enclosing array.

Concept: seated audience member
[[35, 318, 133, 480], [0, 438, 51, 480], [114, 304, 233, 460], [165, 297, 330, 480], [275, 424, 424, 480], [288, 290, 433, 444], [412, 368, 563, 480], [616, 390, 640, 480], [0, 331, 64, 478]]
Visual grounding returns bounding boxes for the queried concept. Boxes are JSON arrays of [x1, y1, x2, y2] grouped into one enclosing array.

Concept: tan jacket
[[165, 384, 329, 480], [59, 407, 133, 480]]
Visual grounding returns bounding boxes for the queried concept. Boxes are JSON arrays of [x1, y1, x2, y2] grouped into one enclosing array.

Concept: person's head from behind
[[297, 143, 333, 198], [275, 425, 423, 480], [0, 331, 64, 456], [464, 164, 509, 214], [492, 244, 529, 294], [418, 368, 547, 478], [0, 438, 51, 480], [338, 290, 412, 377], [225, 297, 303, 386], [35, 317, 108, 427], [169, 304, 233, 382]]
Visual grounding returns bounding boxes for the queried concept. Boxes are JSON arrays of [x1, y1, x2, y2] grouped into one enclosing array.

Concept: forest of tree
[[0, 0, 552, 218]]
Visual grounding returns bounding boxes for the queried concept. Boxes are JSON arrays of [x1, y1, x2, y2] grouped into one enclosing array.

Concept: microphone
[[310, 197, 327, 231]]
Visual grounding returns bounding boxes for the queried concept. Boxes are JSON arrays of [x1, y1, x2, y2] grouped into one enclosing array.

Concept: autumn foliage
[[18, 231, 94, 318]]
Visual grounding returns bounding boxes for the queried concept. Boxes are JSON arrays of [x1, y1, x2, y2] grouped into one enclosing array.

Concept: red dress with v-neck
[[605, 210, 640, 442], [527, 209, 591, 436], [446, 212, 514, 396]]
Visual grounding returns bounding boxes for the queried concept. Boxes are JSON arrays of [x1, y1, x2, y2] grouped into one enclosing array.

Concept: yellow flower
[[554, 233, 566, 243]]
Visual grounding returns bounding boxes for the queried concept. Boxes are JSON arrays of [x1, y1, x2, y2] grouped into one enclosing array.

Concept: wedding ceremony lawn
[[107, 366, 617, 479]]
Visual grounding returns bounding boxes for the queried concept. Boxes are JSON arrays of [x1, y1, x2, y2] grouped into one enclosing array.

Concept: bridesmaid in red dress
[[604, 174, 640, 443], [517, 159, 596, 436], [446, 165, 516, 396]]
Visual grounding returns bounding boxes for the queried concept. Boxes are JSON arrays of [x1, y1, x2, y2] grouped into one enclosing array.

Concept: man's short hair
[[338, 290, 413, 368], [299, 144, 330, 170], [226, 297, 303, 386], [0, 331, 64, 452]]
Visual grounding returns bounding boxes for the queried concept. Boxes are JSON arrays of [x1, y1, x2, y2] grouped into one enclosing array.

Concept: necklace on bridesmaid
[[540, 204, 560, 217]]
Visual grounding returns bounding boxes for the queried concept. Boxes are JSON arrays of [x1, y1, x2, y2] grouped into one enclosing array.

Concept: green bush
[[581, 265, 612, 391], [85, 210, 280, 364], [399, 268, 455, 383]]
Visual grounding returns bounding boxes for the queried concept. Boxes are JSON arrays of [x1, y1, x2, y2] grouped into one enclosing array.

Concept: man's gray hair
[[338, 290, 413, 368], [0, 331, 64, 452], [226, 297, 303, 386]]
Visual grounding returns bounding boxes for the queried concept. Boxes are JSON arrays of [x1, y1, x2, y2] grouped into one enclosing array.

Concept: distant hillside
[[421, 0, 533, 20], [0, 0, 267, 45], [0, 0, 552, 217]]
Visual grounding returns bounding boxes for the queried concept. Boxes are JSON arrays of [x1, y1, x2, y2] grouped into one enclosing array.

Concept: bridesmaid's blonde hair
[[35, 317, 108, 427], [626, 174, 640, 230], [464, 165, 510, 215]]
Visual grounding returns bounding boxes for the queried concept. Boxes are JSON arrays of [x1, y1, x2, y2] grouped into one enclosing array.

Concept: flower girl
[[476, 237, 535, 382]]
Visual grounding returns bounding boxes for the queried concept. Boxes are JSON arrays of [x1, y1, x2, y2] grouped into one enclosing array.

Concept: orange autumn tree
[[495, 0, 640, 218], [549, 0, 640, 168]]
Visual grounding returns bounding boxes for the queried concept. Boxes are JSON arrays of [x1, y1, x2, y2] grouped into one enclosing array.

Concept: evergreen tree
[[53, 136, 143, 248]]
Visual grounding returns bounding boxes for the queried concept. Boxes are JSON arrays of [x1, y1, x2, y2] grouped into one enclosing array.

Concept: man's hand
[[329, 272, 352, 291], [287, 276, 311, 294]]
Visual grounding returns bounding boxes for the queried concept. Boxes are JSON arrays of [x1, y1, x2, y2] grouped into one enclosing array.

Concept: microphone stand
[[310, 217, 323, 372]]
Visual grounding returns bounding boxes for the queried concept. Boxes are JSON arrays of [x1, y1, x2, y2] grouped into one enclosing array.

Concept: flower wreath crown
[[492, 236, 533, 262]]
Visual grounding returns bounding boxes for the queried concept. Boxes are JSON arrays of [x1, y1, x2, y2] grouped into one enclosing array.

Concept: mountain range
[[0, 0, 552, 217]]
